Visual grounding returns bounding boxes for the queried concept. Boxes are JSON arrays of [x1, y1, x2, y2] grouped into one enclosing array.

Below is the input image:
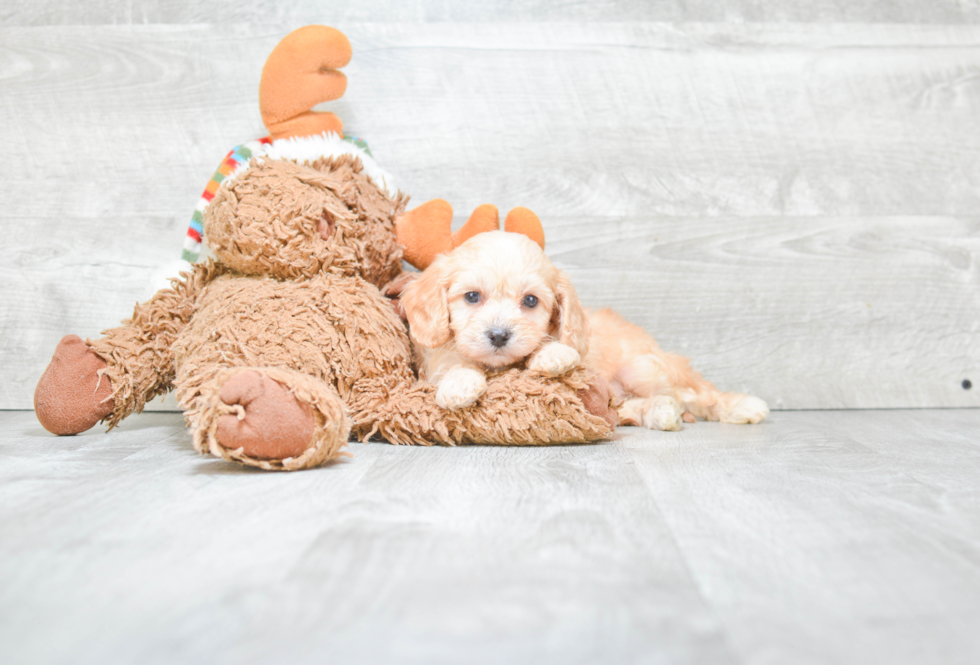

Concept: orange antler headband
[[395, 203, 546, 270]]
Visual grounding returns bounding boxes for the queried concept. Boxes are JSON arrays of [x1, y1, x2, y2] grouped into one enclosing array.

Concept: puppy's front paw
[[528, 343, 580, 376], [720, 395, 769, 424], [436, 367, 488, 409]]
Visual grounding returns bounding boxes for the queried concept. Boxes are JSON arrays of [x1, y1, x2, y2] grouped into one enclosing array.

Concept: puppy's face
[[443, 241, 555, 368], [400, 231, 587, 368]]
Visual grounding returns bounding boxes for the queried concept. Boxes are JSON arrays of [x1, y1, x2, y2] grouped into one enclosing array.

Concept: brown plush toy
[[33, 26, 616, 471]]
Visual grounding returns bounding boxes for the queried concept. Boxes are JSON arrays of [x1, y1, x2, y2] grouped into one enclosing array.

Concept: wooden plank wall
[[2, 2, 978, 411]]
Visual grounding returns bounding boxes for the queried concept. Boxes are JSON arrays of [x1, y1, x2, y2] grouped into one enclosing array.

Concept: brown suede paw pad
[[35, 335, 114, 435], [214, 371, 316, 460]]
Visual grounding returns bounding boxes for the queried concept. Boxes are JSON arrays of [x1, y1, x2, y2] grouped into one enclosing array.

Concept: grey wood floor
[[2, 409, 979, 665]]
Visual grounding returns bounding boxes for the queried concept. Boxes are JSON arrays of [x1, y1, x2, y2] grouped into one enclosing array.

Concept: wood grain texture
[[0, 411, 730, 665], [557, 215, 980, 409], [626, 408, 980, 665], [2, 409, 979, 663], [4, 0, 980, 25], [1, 21, 979, 409]]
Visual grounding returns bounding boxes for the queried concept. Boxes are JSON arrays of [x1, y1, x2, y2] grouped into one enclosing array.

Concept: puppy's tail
[[259, 25, 351, 140]]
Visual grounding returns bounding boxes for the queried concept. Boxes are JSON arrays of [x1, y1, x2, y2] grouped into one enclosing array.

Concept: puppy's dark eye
[[522, 295, 539, 308], [464, 291, 481, 304]]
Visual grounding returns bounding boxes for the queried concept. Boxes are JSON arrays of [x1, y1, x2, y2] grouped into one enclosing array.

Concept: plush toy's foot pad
[[214, 371, 315, 461], [35, 335, 114, 435], [577, 375, 619, 428], [195, 366, 351, 471]]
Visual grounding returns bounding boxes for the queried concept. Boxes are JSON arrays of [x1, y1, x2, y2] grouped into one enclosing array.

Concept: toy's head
[[205, 143, 407, 287], [199, 24, 546, 287]]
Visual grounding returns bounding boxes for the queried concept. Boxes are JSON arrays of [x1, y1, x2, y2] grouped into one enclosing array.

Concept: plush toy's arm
[[35, 262, 226, 434], [348, 367, 617, 447]]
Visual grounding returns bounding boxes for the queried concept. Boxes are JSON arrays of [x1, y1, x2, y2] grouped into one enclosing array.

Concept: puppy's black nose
[[487, 328, 511, 348]]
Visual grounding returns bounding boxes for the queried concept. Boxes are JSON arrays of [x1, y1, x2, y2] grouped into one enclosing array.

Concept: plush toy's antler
[[395, 202, 546, 270], [259, 25, 352, 140], [256, 25, 546, 270]]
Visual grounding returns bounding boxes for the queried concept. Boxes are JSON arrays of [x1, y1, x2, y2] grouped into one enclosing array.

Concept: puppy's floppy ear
[[550, 271, 589, 357], [400, 256, 452, 348]]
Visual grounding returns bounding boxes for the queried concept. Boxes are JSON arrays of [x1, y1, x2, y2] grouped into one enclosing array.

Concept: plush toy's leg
[[34, 335, 114, 435], [34, 262, 220, 435], [192, 366, 350, 471], [350, 367, 616, 446], [79, 262, 222, 429]]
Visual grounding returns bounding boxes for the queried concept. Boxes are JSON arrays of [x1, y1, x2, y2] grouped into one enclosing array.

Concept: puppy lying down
[[399, 231, 768, 431]]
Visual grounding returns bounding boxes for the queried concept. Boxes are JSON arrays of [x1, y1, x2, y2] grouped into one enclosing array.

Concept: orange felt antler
[[503, 207, 545, 250], [256, 26, 547, 268], [453, 204, 501, 247], [395, 203, 546, 270], [260, 26, 352, 140], [394, 199, 455, 269]]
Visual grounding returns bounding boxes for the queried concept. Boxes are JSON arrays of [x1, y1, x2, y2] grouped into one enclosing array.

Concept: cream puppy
[[399, 231, 587, 409], [400, 231, 769, 429], [584, 309, 769, 430]]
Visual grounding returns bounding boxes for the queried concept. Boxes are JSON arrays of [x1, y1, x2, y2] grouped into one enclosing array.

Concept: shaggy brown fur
[[207, 157, 405, 287], [35, 154, 614, 470]]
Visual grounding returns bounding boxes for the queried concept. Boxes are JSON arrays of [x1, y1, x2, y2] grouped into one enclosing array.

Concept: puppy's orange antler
[[453, 204, 500, 248], [394, 199, 455, 269], [396, 203, 546, 270], [503, 207, 545, 250], [260, 25, 352, 140]]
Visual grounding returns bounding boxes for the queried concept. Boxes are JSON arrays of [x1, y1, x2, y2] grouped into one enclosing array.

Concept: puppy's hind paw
[[436, 367, 488, 410], [528, 342, 580, 376], [642, 396, 684, 431], [619, 395, 684, 432], [720, 395, 769, 424]]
